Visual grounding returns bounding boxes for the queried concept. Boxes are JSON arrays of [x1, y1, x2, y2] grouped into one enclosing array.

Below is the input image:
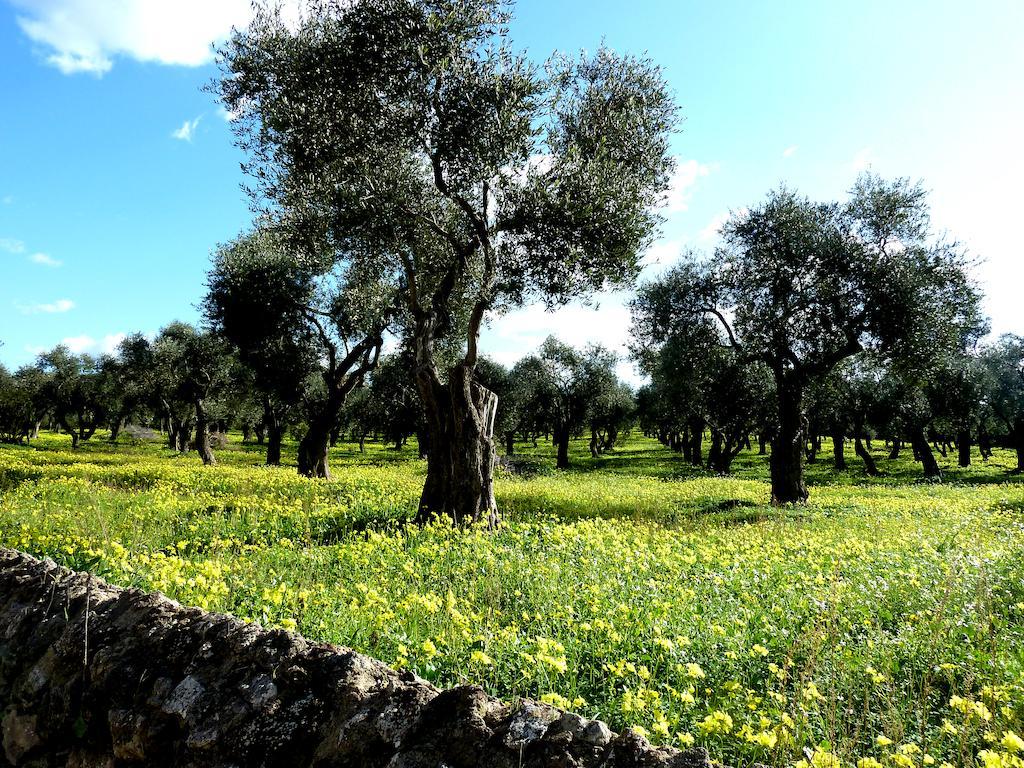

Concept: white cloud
[[698, 211, 731, 243], [638, 238, 685, 277], [62, 334, 96, 353], [20, 298, 75, 314], [850, 147, 874, 173], [100, 333, 127, 354], [14, 0, 246, 74], [11, 1, 305, 76], [46, 50, 112, 76], [783, 145, 798, 158], [48, 332, 126, 356], [29, 252, 62, 268], [660, 158, 714, 214], [2, 196, 13, 205], [481, 294, 644, 385], [0, 238, 26, 254], [172, 116, 201, 142]]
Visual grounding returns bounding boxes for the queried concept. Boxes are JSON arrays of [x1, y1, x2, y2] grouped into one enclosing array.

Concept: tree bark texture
[[415, 363, 499, 528], [770, 377, 808, 504]]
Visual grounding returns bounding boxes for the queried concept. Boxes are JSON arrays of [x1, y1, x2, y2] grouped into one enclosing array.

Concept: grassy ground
[[1, 431, 1023, 768]]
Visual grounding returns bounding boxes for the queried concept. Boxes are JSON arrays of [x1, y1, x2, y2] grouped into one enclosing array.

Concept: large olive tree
[[216, 0, 678, 524], [632, 175, 983, 503]]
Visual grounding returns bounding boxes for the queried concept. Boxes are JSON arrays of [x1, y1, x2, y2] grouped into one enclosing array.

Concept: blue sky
[[2, 0, 1022, 381]]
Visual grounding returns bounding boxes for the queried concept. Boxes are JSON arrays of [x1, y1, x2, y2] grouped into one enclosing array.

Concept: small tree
[[632, 319, 772, 473], [632, 175, 983, 503], [36, 347, 116, 448], [152, 323, 235, 465], [982, 335, 1024, 472], [107, 333, 158, 442], [217, 0, 678, 525], [206, 229, 393, 477], [519, 337, 620, 470]]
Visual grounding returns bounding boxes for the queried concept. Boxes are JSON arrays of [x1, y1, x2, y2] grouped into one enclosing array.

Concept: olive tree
[[632, 175, 982, 503], [152, 323, 235, 466], [517, 337, 621, 470], [36, 347, 117, 448], [216, 0, 678, 525], [982, 335, 1024, 472], [206, 229, 392, 476], [631, 318, 772, 473]]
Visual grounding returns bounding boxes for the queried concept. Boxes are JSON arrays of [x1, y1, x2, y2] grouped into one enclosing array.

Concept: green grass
[[1, 431, 1023, 768]]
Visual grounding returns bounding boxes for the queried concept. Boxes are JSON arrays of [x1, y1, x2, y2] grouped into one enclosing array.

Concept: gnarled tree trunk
[[554, 425, 571, 470], [297, 409, 335, 479], [194, 399, 216, 466], [414, 363, 498, 527], [831, 430, 846, 470], [910, 427, 942, 480], [688, 418, 704, 466], [956, 429, 971, 467], [266, 423, 283, 466], [771, 376, 808, 504]]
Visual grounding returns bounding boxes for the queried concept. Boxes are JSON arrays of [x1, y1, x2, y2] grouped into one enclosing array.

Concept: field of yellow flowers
[[1, 433, 1023, 768]]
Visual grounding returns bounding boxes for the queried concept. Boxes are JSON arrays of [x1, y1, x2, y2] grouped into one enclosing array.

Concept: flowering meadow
[[1, 434, 1023, 768]]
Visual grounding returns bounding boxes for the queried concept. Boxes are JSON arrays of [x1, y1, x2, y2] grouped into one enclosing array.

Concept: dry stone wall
[[0, 548, 714, 768]]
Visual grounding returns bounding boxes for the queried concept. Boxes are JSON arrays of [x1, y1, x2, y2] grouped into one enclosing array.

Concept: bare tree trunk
[[298, 412, 334, 479], [414, 364, 498, 527], [956, 429, 971, 468], [176, 425, 190, 453], [854, 435, 879, 476], [266, 420, 283, 466], [910, 428, 942, 480], [771, 376, 808, 504], [194, 400, 216, 466], [831, 430, 846, 470], [555, 426, 571, 470], [688, 418, 704, 467], [505, 431, 515, 457], [888, 439, 902, 460], [707, 430, 725, 473], [978, 425, 992, 460]]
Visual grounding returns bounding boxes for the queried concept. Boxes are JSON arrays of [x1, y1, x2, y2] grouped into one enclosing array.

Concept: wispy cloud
[[699, 211, 731, 242], [29, 252, 62, 268], [61, 334, 95, 353], [0, 238, 26, 254], [660, 158, 715, 214], [850, 147, 874, 173], [11, 0, 255, 75], [19, 298, 75, 314], [172, 116, 201, 142], [2, 195, 12, 205], [46, 50, 112, 76], [782, 145, 799, 158], [58, 332, 125, 355]]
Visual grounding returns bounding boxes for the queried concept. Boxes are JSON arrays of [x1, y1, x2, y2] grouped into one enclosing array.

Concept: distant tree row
[[632, 340, 1024, 479], [0, 331, 635, 471]]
